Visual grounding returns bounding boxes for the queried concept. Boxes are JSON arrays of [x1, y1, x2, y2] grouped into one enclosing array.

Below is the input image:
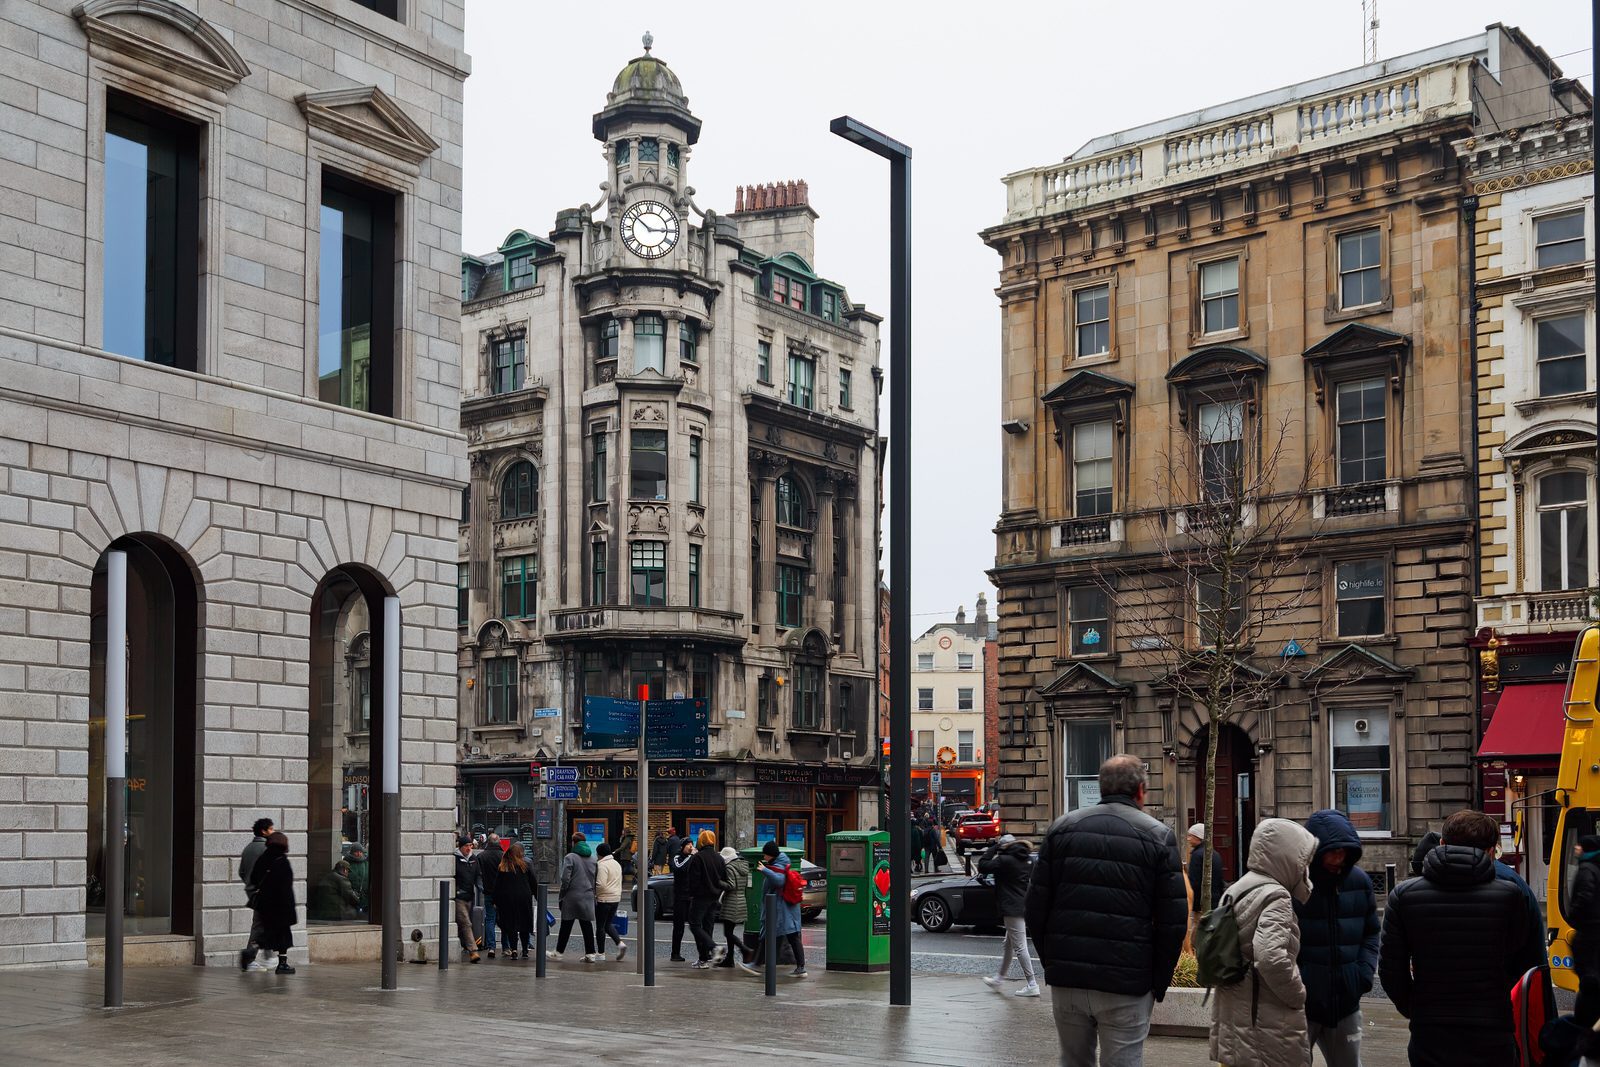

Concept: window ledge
[[1053, 653, 1121, 666], [1513, 391, 1596, 416], [472, 724, 524, 735], [1324, 298, 1393, 325]]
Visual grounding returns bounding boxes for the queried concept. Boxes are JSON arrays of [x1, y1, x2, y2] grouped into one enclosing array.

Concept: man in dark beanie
[[1568, 833, 1600, 1027]]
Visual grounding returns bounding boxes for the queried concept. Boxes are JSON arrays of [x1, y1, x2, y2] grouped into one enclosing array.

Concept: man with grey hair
[[1025, 754, 1186, 1066]]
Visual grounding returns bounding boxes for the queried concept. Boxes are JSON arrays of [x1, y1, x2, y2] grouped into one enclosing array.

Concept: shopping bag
[[613, 911, 629, 937]]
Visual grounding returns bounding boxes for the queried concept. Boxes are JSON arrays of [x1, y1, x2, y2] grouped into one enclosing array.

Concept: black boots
[[239, 949, 255, 972], [275, 957, 295, 974]]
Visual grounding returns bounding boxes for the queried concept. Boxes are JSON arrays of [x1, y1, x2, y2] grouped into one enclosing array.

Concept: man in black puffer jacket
[[1294, 809, 1378, 1067], [1025, 754, 1186, 1064], [1380, 809, 1531, 1067]]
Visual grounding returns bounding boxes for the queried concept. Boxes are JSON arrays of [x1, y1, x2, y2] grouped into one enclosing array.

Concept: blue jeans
[[484, 901, 509, 951]]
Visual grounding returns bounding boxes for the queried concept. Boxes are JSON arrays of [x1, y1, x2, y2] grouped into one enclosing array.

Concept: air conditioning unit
[[1353, 718, 1370, 735]]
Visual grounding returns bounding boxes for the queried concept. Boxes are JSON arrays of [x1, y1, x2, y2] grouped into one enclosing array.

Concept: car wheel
[[917, 894, 953, 933]]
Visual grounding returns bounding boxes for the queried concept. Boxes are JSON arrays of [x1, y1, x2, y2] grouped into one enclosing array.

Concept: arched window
[[776, 474, 809, 528], [500, 461, 537, 519], [634, 313, 666, 373], [1537, 470, 1591, 591]]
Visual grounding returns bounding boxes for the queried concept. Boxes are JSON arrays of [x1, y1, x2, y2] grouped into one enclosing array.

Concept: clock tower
[[594, 33, 700, 269]]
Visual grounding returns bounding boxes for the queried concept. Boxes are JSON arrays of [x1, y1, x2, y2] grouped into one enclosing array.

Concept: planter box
[[1149, 986, 1209, 1038]]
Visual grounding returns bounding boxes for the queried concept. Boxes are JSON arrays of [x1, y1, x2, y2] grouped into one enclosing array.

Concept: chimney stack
[[955, 605, 967, 625], [726, 179, 818, 262], [975, 593, 988, 626]]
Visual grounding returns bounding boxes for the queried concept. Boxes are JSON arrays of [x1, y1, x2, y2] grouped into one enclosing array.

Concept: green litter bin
[[825, 830, 890, 972], [739, 845, 803, 938]]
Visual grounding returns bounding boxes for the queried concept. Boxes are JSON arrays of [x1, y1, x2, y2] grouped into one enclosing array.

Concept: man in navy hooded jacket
[[1294, 810, 1379, 1067]]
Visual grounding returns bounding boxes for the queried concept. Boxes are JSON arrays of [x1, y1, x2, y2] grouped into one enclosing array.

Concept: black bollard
[[643, 882, 655, 987], [439, 880, 450, 971], [1385, 863, 1396, 894], [536, 882, 548, 978], [764, 892, 777, 997]]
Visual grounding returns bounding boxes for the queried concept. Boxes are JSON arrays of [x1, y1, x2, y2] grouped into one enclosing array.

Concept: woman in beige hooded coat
[[1209, 817, 1319, 1067]]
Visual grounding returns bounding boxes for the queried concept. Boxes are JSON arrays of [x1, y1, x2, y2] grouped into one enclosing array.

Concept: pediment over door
[[1303, 643, 1412, 690], [1038, 661, 1130, 704]]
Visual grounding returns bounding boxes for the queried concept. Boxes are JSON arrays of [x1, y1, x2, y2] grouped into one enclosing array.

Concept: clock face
[[620, 200, 680, 259]]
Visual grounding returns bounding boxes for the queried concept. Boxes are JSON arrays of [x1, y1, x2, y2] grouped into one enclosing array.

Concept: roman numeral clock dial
[[620, 200, 680, 259]]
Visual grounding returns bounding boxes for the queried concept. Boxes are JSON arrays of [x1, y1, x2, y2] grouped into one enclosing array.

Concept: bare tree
[[1102, 384, 1325, 906]]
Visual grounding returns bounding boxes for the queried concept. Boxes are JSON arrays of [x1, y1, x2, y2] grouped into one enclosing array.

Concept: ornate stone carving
[[627, 504, 671, 532], [633, 404, 666, 423], [765, 424, 782, 445], [822, 441, 839, 462]]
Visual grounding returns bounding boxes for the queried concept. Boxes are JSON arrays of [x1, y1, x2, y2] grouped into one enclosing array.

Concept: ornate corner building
[[0, 1, 468, 966], [456, 42, 883, 864], [1459, 114, 1596, 901], [981, 25, 1586, 880]]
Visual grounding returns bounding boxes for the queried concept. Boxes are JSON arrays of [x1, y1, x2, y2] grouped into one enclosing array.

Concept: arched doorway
[[88, 536, 201, 937], [308, 566, 393, 925], [1189, 723, 1256, 882]]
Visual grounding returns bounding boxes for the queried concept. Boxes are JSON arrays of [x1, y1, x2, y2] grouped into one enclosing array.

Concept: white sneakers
[[1015, 983, 1041, 998], [615, 941, 628, 961], [545, 950, 562, 960], [984, 974, 1041, 997], [584, 952, 607, 962], [982, 975, 1006, 990]]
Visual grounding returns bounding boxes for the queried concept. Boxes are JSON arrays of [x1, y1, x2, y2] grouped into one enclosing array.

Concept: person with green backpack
[[1203, 817, 1318, 1067]]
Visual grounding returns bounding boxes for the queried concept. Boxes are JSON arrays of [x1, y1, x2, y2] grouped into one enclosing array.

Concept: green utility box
[[825, 829, 890, 972], [739, 845, 803, 936]]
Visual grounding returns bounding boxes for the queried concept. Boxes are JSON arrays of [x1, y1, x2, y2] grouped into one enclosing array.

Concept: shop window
[[1331, 708, 1391, 834], [1062, 718, 1113, 812]]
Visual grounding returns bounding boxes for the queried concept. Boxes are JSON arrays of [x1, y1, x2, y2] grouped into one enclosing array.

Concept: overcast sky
[[462, 2, 1592, 626]]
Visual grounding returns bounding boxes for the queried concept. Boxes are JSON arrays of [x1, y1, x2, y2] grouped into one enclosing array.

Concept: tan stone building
[[1458, 109, 1594, 901], [455, 42, 882, 866], [983, 26, 1579, 878]]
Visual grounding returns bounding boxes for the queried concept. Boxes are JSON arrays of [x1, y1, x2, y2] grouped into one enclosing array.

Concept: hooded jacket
[[594, 853, 623, 904], [558, 843, 597, 921], [453, 849, 479, 901], [1023, 794, 1187, 998], [1379, 844, 1531, 1041], [1209, 818, 1318, 1067], [757, 853, 802, 937], [1293, 810, 1379, 1027], [687, 843, 728, 902], [977, 840, 1032, 918], [720, 849, 750, 925], [476, 841, 503, 898], [249, 843, 298, 953]]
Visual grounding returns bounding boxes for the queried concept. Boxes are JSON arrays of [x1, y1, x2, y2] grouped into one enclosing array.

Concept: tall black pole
[[381, 596, 401, 990], [103, 549, 127, 1008], [829, 116, 912, 1007]]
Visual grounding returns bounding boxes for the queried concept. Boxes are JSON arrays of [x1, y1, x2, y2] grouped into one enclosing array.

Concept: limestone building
[[910, 597, 995, 809], [982, 25, 1583, 879], [0, 1, 468, 966], [1459, 113, 1595, 901], [456, 41, 882, 863]]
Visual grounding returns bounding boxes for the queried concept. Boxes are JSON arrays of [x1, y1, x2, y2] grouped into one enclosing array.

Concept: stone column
[[469, 451, 491, 622], [837, 474, 859, 655], [814, 470, 837, 640], [754, 452, 780, 635], [614, 308, 637, 376], [725, 777, 756, 850]]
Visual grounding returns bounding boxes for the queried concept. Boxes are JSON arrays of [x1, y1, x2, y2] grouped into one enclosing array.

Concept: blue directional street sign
[[543, 766, 578, 783], [546, 783, 579, 800], [583, 696, 641, 737], [646, 698, 709, 759], [533, 707, 561, 719]]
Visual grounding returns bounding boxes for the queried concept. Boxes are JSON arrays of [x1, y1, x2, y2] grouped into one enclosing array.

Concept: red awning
[[1477, 682, 1567, 760]]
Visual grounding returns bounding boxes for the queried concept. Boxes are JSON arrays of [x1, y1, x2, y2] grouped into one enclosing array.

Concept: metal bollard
[[1385, 863, 1396, 894], [438, 880, 450, 971], [764, 892, 777, 997], [536, 882, 548, 978], [643, 882, 655, 987]]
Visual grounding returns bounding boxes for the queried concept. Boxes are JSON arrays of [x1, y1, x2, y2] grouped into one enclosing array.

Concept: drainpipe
[[1464, 193, 1480, 602]]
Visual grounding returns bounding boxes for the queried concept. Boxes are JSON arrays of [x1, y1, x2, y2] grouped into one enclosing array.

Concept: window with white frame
[[1336, 228, 1382, 309], [1334, 558, 1386, 637], [957, 687, 974, 711], [1073, 420, 1114, 516], [1535, 209, 1586, 269], [917, 687, 933, 711], [1075, 285, 1110, 357], [957, 653, 975, 671], [916, 652, 934, 670], [1536, 313, 1587, 397], [1538, 470, 1591, 591], [1199, 258, 1240, 334], [1198, 400, 1244, 501], [1062, 718, 1113, 812], [916, 730, 935, 765], [957, 730, 975, 762], [1331, 708, 1390, 833], [1335, 378, 1387, 485]]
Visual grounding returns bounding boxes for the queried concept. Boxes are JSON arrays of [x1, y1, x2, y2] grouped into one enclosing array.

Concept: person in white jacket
[[593, 842, 627, 961]]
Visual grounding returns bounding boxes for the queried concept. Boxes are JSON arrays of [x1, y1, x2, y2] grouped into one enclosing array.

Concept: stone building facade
[[910, 598, 995, 807], [455, 43, 882, 866], [982, 25, 1581, 880], [1458, 112, 1595, 901], [0, 1, 468, 966]]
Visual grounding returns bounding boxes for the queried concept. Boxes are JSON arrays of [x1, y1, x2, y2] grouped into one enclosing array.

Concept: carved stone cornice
[[74, 0, 251, 92], [297, 85, 440, 167]]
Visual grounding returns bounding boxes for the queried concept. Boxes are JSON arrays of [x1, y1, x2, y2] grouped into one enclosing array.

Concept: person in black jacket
[[476, 833, 504, 958], [669, 836, 695, 962], [1184, 822, 1223, 916], [1569, 834, 1600, 1028], [1024, 754, 1186, 1065], [685, 829, 728, 967], [1409, 829, 1441, 876], [1379, 809, 1531, 1067], [452, 836, 480, 963], [247, 831, 298, 974], [978, 834, 1038, 997], [1294, 809, 1379, 1067], [493, 841, 538, 960]]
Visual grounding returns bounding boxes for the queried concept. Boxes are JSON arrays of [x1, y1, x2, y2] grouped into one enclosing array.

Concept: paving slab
[[0, 957, 1417, 1065]]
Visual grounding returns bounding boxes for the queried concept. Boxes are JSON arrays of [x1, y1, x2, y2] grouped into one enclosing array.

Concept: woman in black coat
[[494, 842, 538, 959], [248, 831, 298, 974]]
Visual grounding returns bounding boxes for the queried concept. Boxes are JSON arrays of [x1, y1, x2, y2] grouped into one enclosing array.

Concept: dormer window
[[507, 254, 533, 291], [771, 274, 806, 312], [639, 138, 659, 162]]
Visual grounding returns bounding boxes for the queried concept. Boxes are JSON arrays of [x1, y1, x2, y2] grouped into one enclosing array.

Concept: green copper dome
[[611, 56, 685, 102], [593, 35, 701, 145]]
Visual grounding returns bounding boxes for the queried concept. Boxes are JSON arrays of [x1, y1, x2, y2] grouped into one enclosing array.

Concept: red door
[[1191, 724, 1256, 881]]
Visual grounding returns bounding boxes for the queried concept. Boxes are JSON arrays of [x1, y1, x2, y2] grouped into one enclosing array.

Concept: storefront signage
[[753, 765, 880, 787], [756, 765, 817, 785], [492, 779, 515, 803], [578, 761, 732, 781], [556, 610, 607, 632], [1502, 654, 1571, 680], [544, 766, 579, 783], [535, 808, 552, 839], [547, 783, 580, 800], [872, 841, 891, 936]]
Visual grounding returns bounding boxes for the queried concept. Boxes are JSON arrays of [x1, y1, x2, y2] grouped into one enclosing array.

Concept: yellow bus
[[1545, 624, 1600, 992]]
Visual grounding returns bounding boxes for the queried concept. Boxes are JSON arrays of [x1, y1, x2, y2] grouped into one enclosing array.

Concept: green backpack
[[1193, 882, 1268, 988]]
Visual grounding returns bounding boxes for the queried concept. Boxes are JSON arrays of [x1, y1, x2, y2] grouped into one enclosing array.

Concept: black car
[[631, 858, 828, 922], [909, 852, 1035, 933]]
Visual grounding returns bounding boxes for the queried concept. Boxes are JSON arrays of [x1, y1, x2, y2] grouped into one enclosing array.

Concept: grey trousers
[[1308, 1011, 1363, 1067], [1051, 986, 1153, 1067], [999, 915, 1036, 982]]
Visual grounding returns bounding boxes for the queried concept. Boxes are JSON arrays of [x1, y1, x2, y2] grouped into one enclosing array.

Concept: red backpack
[[1511, 965, 1555, 1066], [781, 866, 806, 904]]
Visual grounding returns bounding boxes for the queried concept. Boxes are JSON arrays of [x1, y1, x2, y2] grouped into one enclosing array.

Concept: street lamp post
[[829, 115, 912, 1007]]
